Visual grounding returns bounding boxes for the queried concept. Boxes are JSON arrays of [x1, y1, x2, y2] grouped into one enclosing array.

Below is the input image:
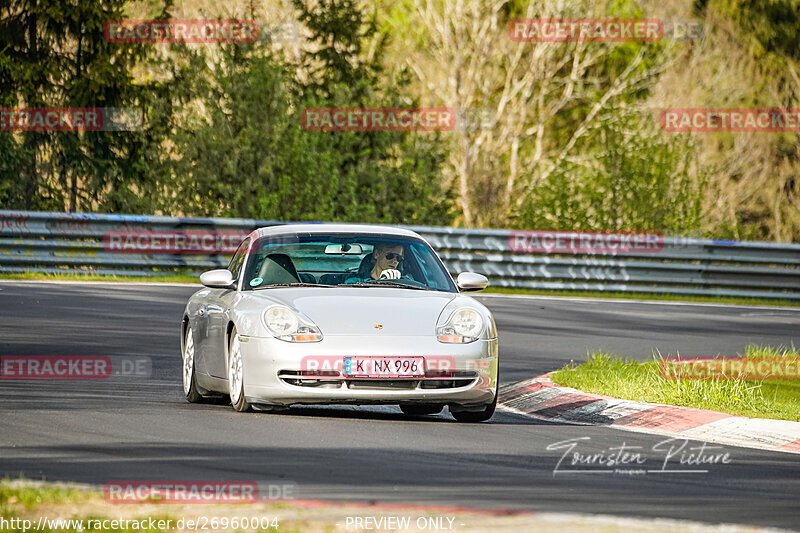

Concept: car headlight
[[263, 305, 322, 342], [437, 307, 483, 343]]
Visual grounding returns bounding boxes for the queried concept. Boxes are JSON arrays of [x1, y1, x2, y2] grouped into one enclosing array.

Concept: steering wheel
[[388, 276, 427, 288]]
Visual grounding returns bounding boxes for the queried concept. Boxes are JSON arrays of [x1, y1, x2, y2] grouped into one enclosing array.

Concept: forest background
[[1, 0, 798, 242]]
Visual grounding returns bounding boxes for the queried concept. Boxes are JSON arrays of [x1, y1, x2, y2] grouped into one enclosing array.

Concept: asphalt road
[[1, 282, 800, 529]]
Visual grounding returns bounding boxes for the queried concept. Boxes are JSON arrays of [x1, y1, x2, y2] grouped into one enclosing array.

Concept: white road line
[[476, 292, 800, 311]]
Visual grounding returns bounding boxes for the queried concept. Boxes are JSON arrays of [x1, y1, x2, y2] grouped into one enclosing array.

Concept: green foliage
[[163, 0, 453, 224], [713, 0, 800, 62], [0, 480, 89, 509], [0, 0, 452, 224], [551, 345, 800, 421], [2, 0, 798, 239], [514, 111, 707, 232], [0, 0, 170, 212], [292, 0, 383, 101]]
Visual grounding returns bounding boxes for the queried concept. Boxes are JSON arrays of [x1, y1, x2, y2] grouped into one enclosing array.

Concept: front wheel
[[228, 328, 251, 412], [182, 325, 203, 403], [451, 387, 497, 423], [400, 404, 444, 416]]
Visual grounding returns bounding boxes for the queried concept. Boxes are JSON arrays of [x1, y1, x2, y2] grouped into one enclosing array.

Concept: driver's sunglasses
[[385, 252, 404, 262]]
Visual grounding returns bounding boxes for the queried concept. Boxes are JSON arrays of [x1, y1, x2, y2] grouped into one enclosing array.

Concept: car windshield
[[241, 233, 457, 293]]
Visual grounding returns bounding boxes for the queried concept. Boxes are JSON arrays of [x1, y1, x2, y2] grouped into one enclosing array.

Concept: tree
[[392, 0, 672, 227], [0, 0, 172, 213], [164, 0, 454, 225], [515, 109, 707, 232]]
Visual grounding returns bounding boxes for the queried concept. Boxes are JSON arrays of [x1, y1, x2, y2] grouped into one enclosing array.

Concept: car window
[[227, 237, 250, 282], [409, 244, 452, 289], [241, 234, 457, 292]]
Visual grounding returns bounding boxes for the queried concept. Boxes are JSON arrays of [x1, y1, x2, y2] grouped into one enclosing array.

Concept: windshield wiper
[[253, 283, 335, 289], [347, 280, 432, 291]]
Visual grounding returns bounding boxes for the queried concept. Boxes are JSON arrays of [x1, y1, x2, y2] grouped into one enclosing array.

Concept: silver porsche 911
[[180, 224, 499, 422]]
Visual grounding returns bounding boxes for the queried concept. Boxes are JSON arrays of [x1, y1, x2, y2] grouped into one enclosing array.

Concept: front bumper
[[238, 334, 498, 407]]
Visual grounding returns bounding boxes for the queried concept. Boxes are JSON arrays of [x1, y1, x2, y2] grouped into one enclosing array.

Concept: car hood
[[248, 287, 458, 336]]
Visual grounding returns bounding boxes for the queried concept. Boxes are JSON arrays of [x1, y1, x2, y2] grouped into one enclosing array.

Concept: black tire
[[451, 386, 498, 423], [400, 404, 444, 416], [228, 327, 251, 412], [182, 325, 203, 403]]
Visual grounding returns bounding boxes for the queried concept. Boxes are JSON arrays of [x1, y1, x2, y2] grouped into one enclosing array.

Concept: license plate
[[343, 356, 425, 378]]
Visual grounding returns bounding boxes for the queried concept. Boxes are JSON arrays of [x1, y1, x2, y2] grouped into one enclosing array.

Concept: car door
[[195, 237, 250, 379]]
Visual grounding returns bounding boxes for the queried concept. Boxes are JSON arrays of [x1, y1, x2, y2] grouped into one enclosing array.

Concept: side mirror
[[200, 269, 235, 289], [456, 272, 488, 292]]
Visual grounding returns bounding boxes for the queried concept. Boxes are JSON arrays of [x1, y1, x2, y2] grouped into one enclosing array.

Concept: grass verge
[[0, 478, 696, 533], [551, 345, 800, 421], [0, 482, 89, 509]]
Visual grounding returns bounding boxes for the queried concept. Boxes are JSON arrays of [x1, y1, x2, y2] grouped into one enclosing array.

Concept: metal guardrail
[[1, 210, 799, 300]]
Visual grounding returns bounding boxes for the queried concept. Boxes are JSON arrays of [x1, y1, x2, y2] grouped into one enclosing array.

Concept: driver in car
[[345, 244, 405, 282]]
